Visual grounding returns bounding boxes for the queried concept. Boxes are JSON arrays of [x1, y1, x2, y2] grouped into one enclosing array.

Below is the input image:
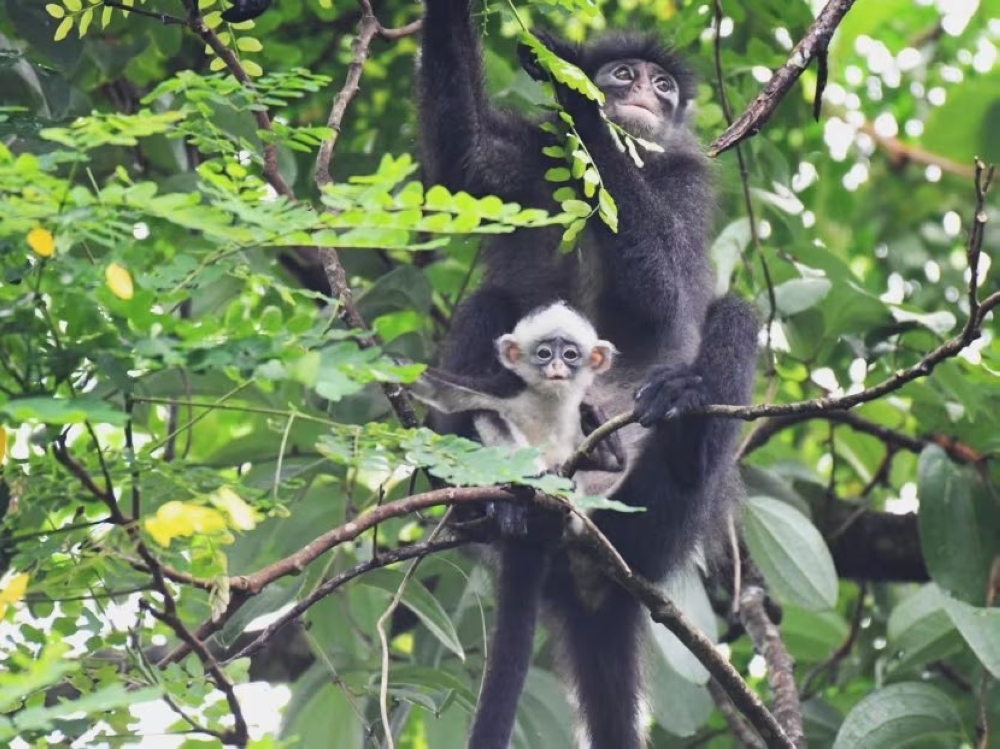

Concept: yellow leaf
[[211, 487, 260, 531], [0, 427, 6, 462], [45, 3, 65, 17], [209, 56, 227, 72], [236, 37, 263, 52], [144, 501, 229, 546], [64, 0, 82, 10], [242, 60, 263, 77], [54, 17, 73, 41], [0, 572, 30, 620], [27, 227, 55, 257], [105, 262, 134, 300]]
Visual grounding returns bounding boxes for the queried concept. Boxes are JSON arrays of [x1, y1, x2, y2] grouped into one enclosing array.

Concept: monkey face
[[594, 59, 679, 139], [531, 337, 585, 384]]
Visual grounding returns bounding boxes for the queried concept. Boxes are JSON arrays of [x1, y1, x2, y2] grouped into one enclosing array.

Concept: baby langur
[[412, 302, 622, 473]]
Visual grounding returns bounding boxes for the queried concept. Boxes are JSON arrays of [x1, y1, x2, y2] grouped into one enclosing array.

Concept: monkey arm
[[418, 0, 547, 199], [634, 294, 758, 486], [410, 368, 522, 414]]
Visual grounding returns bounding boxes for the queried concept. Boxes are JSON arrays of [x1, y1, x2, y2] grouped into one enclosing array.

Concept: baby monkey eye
[[562, 347, 580, 361], [535, 346, 553, 361], [613, 65, 632, 81]]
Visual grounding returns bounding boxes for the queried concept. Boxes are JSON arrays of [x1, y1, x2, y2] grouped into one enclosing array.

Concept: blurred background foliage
[[0, 0, 999, 747]]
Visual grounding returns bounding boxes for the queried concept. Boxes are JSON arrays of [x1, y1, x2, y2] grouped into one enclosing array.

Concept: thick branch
[[232, 486, 526, 594], [819, 500, 928, 582], [566, 284, 998, 470], [739, 585, 804, 748]]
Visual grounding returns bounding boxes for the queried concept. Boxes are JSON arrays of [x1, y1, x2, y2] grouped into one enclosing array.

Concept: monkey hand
[[221, 0, 272, 22], [632, 364, 707, 428], [516, 30, 577, 83], [489, 487, 563, 541]]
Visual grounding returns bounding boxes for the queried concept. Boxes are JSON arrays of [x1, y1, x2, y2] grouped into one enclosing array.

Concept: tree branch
[[709, 0, 859, 157], [739, 585, 804, 748], [226, 536, 465, 664], [739, 409, 986, 464], [564, 157, 995, 468]]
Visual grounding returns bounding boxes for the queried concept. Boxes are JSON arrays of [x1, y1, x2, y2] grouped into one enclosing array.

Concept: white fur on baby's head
[[501, 302, 599, 350]]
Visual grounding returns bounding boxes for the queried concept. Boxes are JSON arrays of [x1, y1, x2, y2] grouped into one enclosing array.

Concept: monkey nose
[[546, 362, 569, 379]]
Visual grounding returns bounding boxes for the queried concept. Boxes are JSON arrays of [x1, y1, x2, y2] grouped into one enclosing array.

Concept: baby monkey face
[[531, 337, 583, 381]]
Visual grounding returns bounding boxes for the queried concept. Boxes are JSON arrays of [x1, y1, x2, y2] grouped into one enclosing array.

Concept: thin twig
[[707, 678, 766, 749], [738, 409, 985, 464], [102, 0, 187, 24], [316, 1, 382, 188], [712, 0, 777, 370], [226, 537, 465, 663], [376, 512, 452, 749], [801, 583, 867, 698]]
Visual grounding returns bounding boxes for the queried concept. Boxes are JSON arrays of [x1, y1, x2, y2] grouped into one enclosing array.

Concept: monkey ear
[[589, 341, 617, 373], [497, 335, 522, 369]]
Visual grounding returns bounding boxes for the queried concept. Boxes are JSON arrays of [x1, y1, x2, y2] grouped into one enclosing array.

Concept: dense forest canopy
[[0, 0, 998, 747]]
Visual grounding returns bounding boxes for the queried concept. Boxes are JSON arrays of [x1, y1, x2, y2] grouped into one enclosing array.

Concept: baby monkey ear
[[497, 334, 522, 369], [589, 341, 617, 374]]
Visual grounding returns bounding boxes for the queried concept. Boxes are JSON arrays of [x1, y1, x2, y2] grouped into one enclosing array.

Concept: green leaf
[[710, 218, 751, 295], [63, 0, 82, 10], [770, 278, 832, 317], [742, 495, 838, 610], [572, 495, 644, 513], [923, 73, 1000, 164], [359, 568, 465, 660], [832, 683, 964, 749], [45, 3, 65, 17], [941, 594, 1000, 679], [597, 188, 617, 233], [1, 396, 126, 426], [886, 584, 962, 674], [653, 566, 717, 684], [780, 607, 849, 662], [917, 445, 1000, 603], [544, 167, 570, 182], [560, 199, 591, 217], [7, 685, 160, 740]]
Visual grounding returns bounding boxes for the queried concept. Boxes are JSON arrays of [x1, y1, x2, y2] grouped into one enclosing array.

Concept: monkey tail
[[467, 540, 548, 749], [555, 587, 646, 749]]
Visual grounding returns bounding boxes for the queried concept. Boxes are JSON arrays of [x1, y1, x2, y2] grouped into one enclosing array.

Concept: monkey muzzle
[[544, 361, 571, 380]]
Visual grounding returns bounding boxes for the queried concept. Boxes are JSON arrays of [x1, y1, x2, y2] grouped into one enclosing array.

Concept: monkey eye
[[653, 75, 676, 94], [535, 346, 553, 361], [562, 347, 580, 362], [613, 65, 633, 81]]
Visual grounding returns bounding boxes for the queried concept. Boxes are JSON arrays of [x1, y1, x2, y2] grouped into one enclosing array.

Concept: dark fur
[[418, 3, 758, 747]]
